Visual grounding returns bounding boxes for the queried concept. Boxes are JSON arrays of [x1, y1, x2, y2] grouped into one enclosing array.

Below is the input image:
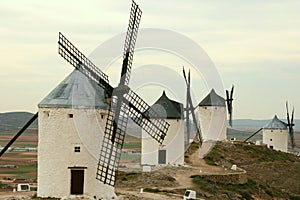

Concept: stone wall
[[200, 168, 247, 185]]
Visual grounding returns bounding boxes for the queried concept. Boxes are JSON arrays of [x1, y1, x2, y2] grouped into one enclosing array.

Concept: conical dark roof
[[148, 91, 183, 119], [39, 69, 109, 109], [264, 115, 287, 130], [198, 89, 225, 107]]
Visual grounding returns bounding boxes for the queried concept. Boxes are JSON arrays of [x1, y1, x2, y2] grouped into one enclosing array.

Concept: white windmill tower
[[197, 89, 227, 142], [141, 91, 184, 169], [37, 1, 169, 198], [262, 115, 288, 152], [37, 70, 114, 198]]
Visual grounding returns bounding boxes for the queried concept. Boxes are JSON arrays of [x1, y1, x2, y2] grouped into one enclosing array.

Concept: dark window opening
[[270, 145, 274, 149], [74, 146, 80, 153], [101, 114, 104, 119], [69, 114, 74, 118], [270, 139, 272, 141]]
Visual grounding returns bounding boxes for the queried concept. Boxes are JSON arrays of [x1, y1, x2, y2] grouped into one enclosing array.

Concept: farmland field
[[0, 131, 38, 183]]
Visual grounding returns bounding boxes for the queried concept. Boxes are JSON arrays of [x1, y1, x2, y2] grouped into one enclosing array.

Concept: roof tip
[[198, 88, 225, 107]]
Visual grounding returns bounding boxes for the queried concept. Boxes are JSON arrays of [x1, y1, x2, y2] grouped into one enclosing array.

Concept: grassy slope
[[197, 142, 300, 199]]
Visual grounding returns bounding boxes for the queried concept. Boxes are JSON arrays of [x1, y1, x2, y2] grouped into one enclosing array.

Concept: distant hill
[[232, 119, 300, 132], [0, 111, 299, 135], [0, 112, 37, 133]]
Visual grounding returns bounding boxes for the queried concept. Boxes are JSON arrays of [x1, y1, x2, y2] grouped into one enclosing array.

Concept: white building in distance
[[262, 115, 288, 152], [38, 70, 115, 199], [141, 91, 184, 169]]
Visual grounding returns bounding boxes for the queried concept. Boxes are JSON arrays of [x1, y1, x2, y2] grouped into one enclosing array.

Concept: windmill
[[58, 1, 169, 186], [182, 67, 203, 145], [1, 0, 169, 188], [286, 101, 296, 149], [226, 85, 234, 127]]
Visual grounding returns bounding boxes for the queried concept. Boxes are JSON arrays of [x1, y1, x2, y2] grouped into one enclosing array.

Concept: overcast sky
[[0, 0, 299, 120]]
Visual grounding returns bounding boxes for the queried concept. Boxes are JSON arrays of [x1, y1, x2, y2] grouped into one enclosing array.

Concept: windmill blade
[[123, 89, 170, 144], [226, 90, 230, 113], [96, 87, 170, 186], [285, 101, 296, 149], [290, 107, 296, 148], [243, 128, 263, 142], [230, 85, 234, 99], [187, 90, 203, 144], [291, 107, 295, 125], [290, 127, 296, 149], [183, 68, 202, 144], [286, 101, 291, 126], [185, 99, 190, 145], [96, 97, 129, 186], [97, 90, 170, 186], [0, 112, 38, 157], [182, 67, 188, 85], [188, 69, 191, 85], [228, 112, 233, 127], [226, 87, 233, 127], [58, 32, 112, 93], [185, 81, 190, 145], [119, 0, 142, 86]]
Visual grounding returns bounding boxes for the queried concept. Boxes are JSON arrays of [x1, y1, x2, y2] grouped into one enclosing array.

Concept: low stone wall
[[200, 168, 247, 185]]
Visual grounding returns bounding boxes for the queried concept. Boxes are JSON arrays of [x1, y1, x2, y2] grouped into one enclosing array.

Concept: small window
[[101, 114, 104, 119], [43, 111, 50, 118], [271, 130, 273, 132], [74, 146, 80, 153], [69, 114, 74, 118], [270, 139, 272, 141], [270, 145, 274, 149]]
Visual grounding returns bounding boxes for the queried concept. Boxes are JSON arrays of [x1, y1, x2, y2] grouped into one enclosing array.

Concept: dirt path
[[0, 191, 35, 200], [116, 189, 182, 200], [164, 147, 232, 189]]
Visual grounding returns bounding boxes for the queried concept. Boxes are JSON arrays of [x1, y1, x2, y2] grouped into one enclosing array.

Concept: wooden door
[[70, 170, 84, 195]]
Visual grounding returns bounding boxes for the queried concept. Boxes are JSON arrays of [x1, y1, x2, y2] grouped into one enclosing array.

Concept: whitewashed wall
[[141, 119, 184, 166], [197, 106, 227, 141], [262, 129, 288, 152], [38, 107, 115, 199]]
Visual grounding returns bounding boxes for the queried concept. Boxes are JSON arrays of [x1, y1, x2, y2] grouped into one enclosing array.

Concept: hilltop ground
[[114, 141, 300, 200], [1, 141, 300, 199]]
